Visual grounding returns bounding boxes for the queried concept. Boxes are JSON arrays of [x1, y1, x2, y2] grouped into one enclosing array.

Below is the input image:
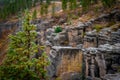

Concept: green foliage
[[52, 2, 56, 17], [94, 24, 103, 33], [0, 0, 39, 19], [62, 0, 68, 11], [82, 32, 86, 38], [32, 9, 37, 20], [46, 0, 51, 5], [69, 0, 77, 10], [40, 0, 43, 4], [55, 26, 62, 33], [73, 0, 77, 9], [40, 4, 44, 16], [81, 0, 91, 11], [67, 12, 72, 25], [44, 4, 49, 15], [0, 10, 49, 80], [101, 0, 116, 7], [0, 0, 118, 20], [40, 3, 49, 16]]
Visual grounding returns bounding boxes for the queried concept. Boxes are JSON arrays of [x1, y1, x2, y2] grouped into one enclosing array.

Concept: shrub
[[52, 2, 55, 17], [55, 26, 62, 33], [32, 9, 37, 19], [94, 24, 103, 33], [0, 10, 49, 80], [62, 0, 68, 11]]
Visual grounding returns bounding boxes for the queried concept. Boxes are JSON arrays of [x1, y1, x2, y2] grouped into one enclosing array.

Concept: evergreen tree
[[32, 9, 37, 19], [69, 0, 77, 10], [44, 3, 49, 16], [40, 0, 43, 4], [52, 1, 55, 17], [46, 0, 51, 5], [73, 0, 77, 9], [62, 0, 68, 11], [40, 4, 44, 16], [0, 10, 48, 80], [0, 0, 40, 19], [81, 0, 91, 11], [101, 0, 116, 7]]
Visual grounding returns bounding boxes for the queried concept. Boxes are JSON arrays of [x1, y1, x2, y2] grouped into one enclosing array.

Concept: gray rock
[[60, 72, 81, 80], [77, 44, 83, 48], [31, 19, 41, 24], [84, 36, 95, 42], [77, 22, 86, 28], [36, 21, 52, 31], [0, 29, 2, 38], [85, 21, 93, 27], [103, 73, 120, 80], [51, 33, 57, 37], [46, 28, 54, 36], [47, 36, 52, 42], [89, 19, 95, 23], [58, 18, 67, 24], [100, 28, 111, 35], [86, 30, 97, 37], [45, 40, 52, 47], [86, 47, 98, 54], [95, 14, 110, 22], [113, 11, 120, 22], [86, 76, 92, 80]]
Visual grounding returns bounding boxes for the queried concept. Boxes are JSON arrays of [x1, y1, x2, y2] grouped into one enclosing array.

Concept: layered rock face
[[34, 9, 120, 80], [47, 46, 83, 80], [84, 43, 120, 80]]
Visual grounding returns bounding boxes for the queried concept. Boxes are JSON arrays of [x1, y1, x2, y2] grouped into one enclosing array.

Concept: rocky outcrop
[[94, 9, 120, 23], [84, 43, 120, 80], [47, 46, 83, 79], [103, 73, 120, 80]]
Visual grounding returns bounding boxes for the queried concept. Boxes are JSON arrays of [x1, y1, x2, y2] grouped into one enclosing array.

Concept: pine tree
[[73, 0, 77, 9], [40, 4, 44, 16], [52, 1, 55, 17], [40, 0, 43, 4], [62, 0, 68, 11], [69, 0, 77, 10], [44, 3, 49, 16], [101, 0, 116, 7], [0, 10, 49, 80], [32, 9, 37, 19], [81, 0, 91, 11], [46, 0, 51, 5]]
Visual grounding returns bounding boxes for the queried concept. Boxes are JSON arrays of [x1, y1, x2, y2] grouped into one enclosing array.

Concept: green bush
[[55, 26, 62, 33], [0, 10, 49, 80], [94, 24, 103, 33], [62, 0, 68, 11], [32, 9, 37, 19]]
